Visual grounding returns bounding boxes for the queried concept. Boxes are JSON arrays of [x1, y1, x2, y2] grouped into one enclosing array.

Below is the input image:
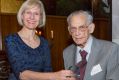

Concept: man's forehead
[[72, 14, 86, 20], [70, 14, 87, 25]]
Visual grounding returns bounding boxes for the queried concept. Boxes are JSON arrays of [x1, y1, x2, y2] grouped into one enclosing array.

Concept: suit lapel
[[66, 44, 77, 71], [71, 45, 77, 71], [84, 37, 102, 80]]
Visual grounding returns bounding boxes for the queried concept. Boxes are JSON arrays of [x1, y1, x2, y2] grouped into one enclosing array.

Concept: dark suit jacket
[[63, 36, 119, 80]]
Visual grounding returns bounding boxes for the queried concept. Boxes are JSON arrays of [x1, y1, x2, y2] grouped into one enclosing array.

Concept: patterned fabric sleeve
[[5, 35, 30, 80]]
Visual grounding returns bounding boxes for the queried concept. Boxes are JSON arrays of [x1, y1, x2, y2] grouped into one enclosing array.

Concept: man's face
[[68, 14, 94, 48]]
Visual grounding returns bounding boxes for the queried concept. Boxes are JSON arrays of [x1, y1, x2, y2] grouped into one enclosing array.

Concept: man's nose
[[75, 29, 81, 35]]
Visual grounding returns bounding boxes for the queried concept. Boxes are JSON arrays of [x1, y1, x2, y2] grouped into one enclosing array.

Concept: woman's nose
[[30, 13, 35, 19]]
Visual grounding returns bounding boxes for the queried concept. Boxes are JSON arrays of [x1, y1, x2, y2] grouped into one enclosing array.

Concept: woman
[[5, 0, 75, 80]]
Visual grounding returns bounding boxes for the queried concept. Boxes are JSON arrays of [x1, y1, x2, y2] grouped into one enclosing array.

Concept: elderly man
[[63, 10, 119, 80]]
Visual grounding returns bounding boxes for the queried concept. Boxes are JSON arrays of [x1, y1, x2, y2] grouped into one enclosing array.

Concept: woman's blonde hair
[[17, 0, 46, 28]]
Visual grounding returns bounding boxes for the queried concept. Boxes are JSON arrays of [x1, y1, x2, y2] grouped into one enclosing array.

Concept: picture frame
[[41, 0, 112, 18], [0, 0, 24, 13]]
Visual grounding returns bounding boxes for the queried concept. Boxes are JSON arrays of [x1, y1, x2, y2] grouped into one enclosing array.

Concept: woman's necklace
[[20, 34, 40, 48]]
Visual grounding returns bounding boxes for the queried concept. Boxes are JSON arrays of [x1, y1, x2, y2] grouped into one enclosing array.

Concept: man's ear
[[88, 23, 95, 33]]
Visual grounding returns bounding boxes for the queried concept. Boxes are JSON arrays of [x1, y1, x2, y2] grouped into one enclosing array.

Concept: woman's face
[[22, 6, 41, 30]]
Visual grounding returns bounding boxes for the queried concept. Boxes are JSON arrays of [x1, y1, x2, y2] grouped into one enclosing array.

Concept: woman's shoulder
[[39, 36, 49, 46], [39, 36, 48, 42], [5, 33, 18, 43]]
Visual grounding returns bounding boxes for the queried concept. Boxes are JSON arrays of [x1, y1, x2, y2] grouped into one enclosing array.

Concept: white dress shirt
[[76, 35, 93, 64]]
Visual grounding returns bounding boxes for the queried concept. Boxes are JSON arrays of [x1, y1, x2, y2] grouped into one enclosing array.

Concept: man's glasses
[[69, 25, 88, 33]]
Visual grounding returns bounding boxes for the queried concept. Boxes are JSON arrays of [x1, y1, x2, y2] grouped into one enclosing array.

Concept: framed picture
[[1, 0, 24, 13], [91, 0, 112, 18], [41, 0, 111, 18], [56, 0, 92, 16]]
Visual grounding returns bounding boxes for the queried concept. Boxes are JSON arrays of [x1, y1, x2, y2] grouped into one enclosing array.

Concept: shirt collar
[[77, 35, 93, 54]]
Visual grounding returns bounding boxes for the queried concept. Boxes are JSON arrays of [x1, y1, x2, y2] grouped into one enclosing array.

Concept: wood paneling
[[0, 14, 111, 72], [1, 13, 21, 50], [93, 18, 111, 40], [0, 14, 2, 50], [45, 16, 70, 71]]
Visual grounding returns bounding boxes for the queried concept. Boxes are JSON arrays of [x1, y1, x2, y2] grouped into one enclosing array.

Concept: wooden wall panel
[[45, 16, 70, 71], [1, 13, 21, 50], [93, 18, 111, 40], [1, 14, 111, 71], [0, 14, 2, 50]]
